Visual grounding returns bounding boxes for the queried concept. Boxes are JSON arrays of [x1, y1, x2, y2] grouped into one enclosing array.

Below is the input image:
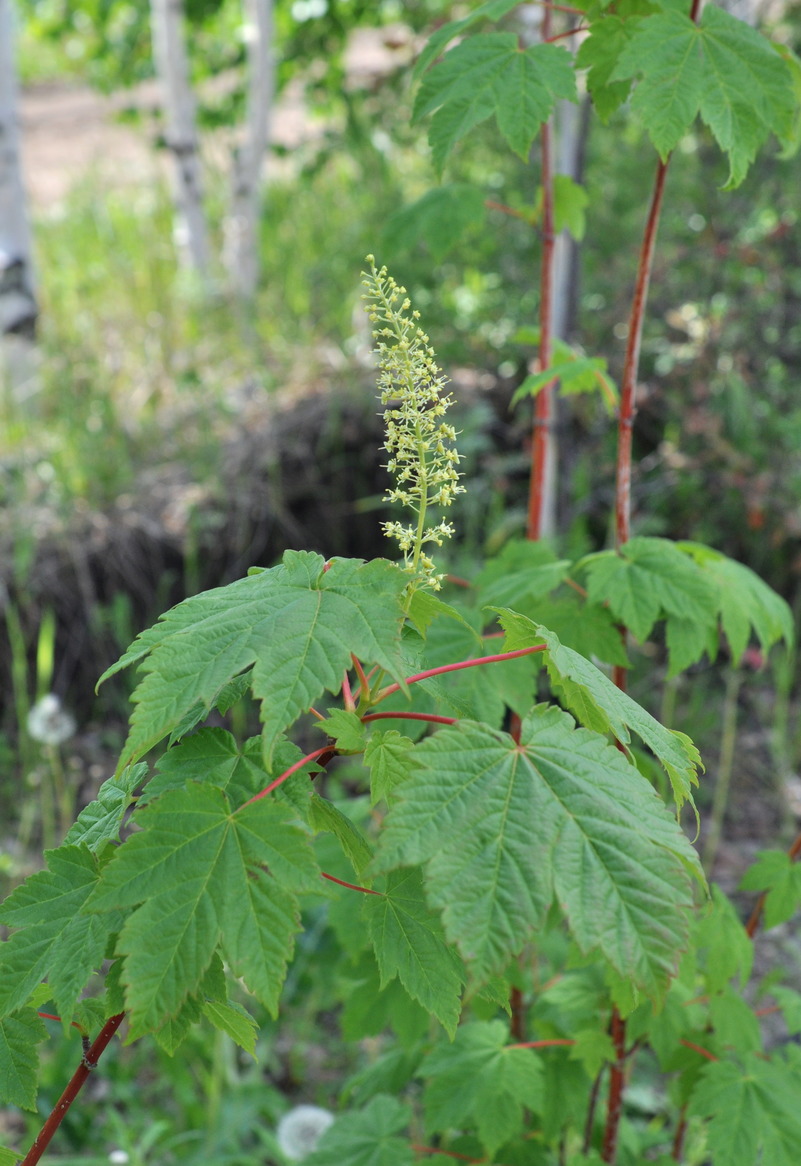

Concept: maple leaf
[[581, 537, 717, 644], [305, 1094, 413, 1166], [0, 845, 120, 1025], [364, 730, 416, 806], [679, 541, 793, 663], [576, 15, 639, 122], [0, 1010, 47, 1110], [365, 867, 464, 1036], [88, 783, 320, 1037], [690, 1050, 801, 1166], [474, 539, 570, 611], [375, 708, 696, 999], [63, 763, 145, 850], [610, 7, 795, 187], [98, 552, 407, 768], [492, 609, 703, 816], [421, 1020, 542, 1156], [413, 34, 577, 171], [739, 850, 801, 929]]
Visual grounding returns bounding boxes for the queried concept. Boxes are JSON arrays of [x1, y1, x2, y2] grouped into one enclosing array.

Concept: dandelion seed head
[[277, 1105, 335, 1161], [27, 694, 76, 746]]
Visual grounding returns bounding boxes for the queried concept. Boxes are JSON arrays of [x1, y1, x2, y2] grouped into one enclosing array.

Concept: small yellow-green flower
[[362, 256, 464, 593]]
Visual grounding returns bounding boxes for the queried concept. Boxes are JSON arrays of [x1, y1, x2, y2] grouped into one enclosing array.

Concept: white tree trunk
[[150, 0, 211, 276], [0, 0, 37, 339], [224, 0, 274, 297]]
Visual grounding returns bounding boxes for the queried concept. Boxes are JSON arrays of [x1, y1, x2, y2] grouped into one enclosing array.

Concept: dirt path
[[18, 27, 411, 212]]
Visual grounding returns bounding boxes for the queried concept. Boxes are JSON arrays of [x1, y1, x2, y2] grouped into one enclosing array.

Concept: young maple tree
[[1, 4, 801, 1166]]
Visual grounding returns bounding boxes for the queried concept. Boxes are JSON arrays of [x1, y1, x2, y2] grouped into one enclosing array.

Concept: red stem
[[615, 157, 669, 550], [37, 1013, 84, 1033], [377, 644, 546, 701], [241, 746, 331, 806], [485, 198, 531, 222], [21, 1012, 125, 1166], [321, 872, 382, 896], [527, 4, 555, 542], [672, 1104, 688, 1161], [362, 711, 457, 726], [601, 1008, 627, 1163], [679, 1038, 718, 1063], [544, 25, 586, 42], [351, 653, 369, 701]]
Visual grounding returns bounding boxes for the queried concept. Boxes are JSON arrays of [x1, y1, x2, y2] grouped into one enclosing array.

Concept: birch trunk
[[224, 0, 274, 297], [150, 0, 211, 276], [0, 0, 37, 340]]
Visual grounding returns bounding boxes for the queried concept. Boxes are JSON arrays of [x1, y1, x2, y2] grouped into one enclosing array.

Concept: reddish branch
[[601, 1008, 627, 1163], [242, 746, 332, 806], [362, 711, 457, 726], [377, 644, 546, 701], [672, 1104, 688, 1161], [614, 158, 669, 549], [321, 872, 382, 896], [680, 1038, 718, 1063], [21, 1012, 126, 1166]]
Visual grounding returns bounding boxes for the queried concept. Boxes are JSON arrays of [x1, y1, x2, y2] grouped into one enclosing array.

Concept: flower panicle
[[361, 255, 465, 592]]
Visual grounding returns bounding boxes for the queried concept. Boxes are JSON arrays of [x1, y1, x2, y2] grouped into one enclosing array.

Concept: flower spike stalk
[[362, 256, 464, 600]]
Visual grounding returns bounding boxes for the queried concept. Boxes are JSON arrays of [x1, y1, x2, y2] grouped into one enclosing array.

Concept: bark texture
[[224, 0, 274, 296], [0, 0, 37, 338], [150, 0, 211, 275]]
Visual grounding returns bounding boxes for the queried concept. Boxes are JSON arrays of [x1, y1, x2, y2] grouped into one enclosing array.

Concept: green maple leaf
[[63, 763, 146, 850], [611, 6, 795, 187], [341, 952, 430, 1048], [305, 1095, 413, 1166], [366, 867, 464, 1036], [414, 34, 577, 171], [0, 1148, 19, 1166], [88, 783, 320, 1037], [420, 1020, 542, 1156], [690, 1051, 801, 1166], [364, 730, 416, 806], [679, 542, 793, 663], [474, 539, 570, 610], [740, 850, 801, 929], [576, 15, 639, 121], [413, 0, 521, 79], [309, 794, 373, 876], [316, 709, 366, 753], [202, 999, 258, 1056], [146, 728, 266, 804], [0, 846, 120, 1025], [580, 536, 719, 671], [150, 954, 227, 1055], [98, 552, 407, 768], [375, 708, 696, 999], [512, 595, 628, 667], [0, 1010, 47, 1110], [493, 610, 703, 816], [694, 884, 753, 993]]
